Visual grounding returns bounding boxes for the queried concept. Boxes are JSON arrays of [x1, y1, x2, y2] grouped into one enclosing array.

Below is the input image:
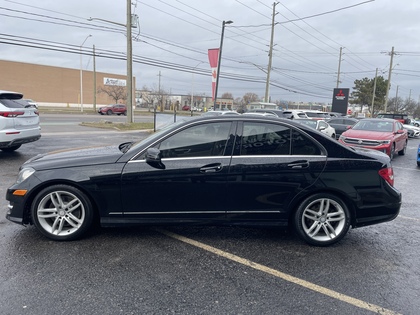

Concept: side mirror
[[145, 147, 165, 169]]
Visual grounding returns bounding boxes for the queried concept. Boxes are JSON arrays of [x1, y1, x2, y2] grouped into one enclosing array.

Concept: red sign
[[208, 48, 219, 100]]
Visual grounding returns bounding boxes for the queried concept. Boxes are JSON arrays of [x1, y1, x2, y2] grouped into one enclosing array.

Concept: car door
[[120, 121, 235, 222], [394, 121, 407, 151], [225, 121, 327, 224]]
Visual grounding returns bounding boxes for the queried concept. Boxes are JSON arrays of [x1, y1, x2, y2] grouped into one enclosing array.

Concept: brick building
[[0, 60, 134, 108]]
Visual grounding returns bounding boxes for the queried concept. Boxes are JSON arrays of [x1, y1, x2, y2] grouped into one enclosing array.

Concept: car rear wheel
[[31, 185, 94, 241], [1, 145, 22, 152], [294, 193, 350, 246], [398, 140, 407, 155]]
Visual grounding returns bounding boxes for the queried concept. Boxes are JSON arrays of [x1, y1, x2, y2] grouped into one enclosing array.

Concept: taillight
[[379, 167, 394, 186], [0, 111, 25, 117]]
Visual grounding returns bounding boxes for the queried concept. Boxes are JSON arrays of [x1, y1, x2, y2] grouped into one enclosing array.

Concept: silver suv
[[0, 90, 41, 152]]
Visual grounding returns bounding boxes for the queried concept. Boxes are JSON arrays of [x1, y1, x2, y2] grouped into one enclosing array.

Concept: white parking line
[[158, 229, 401, 315]]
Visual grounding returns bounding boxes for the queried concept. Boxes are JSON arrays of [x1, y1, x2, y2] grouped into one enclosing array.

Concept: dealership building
[[0, 59, 134, 109]]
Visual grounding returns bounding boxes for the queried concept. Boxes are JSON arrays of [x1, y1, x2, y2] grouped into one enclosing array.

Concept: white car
[[282, 110, 309, 119], [201, 110, 240, 116], [242, 112, 277, 117], [0, 90, 41, 152], [294, 118, 336, 138], [403, 124, 420, 138]]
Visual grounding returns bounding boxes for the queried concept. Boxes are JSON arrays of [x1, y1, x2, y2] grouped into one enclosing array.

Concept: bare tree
[[150, 84, 169, 112], [221, 92, 234, 99], [242, 92, 260, 105], [97, 85, 127, 104]]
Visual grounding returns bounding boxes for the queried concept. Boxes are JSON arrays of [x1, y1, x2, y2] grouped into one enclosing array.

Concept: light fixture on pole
[[88, 0, 137, 123], [80, 34, 92, 113], [213, 20, 233, 111]]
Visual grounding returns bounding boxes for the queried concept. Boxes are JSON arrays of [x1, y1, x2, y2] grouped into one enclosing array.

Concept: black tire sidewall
[[294, 193, 351, 246], [31, 184, 94, 241]]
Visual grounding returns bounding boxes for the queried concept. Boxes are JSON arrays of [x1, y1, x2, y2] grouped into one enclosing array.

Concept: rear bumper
[[0, 134, 41, 148]]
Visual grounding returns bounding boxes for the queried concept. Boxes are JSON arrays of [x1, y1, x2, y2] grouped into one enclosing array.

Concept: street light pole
[[80, 34, 92, 112], [126, 0, 133, 123], [214, 20, 233, 111], [191, 61, 203, 116]]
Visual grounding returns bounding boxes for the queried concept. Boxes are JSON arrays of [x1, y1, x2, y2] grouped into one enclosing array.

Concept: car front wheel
[[294, 193, 350, 246], [31, 185, 94, 241], [107, 110, 113, 115], [398, 140, 407, 155]]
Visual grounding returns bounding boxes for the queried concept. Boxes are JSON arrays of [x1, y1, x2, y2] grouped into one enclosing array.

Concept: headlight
[[378, 140, 391, 144], [16, 167, 35, 184]]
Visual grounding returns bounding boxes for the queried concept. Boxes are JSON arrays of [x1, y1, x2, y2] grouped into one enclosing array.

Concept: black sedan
[[6, 116, 401, 246], [326, 117, 359, 139]]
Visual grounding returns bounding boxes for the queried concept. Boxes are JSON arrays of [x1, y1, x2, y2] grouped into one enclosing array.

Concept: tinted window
[[241, 122, 291, 155], [239, 122, 321, 156], [328, 119, 343, 124], [157, 122, 231, 158], [0, 98, 27, 109], [291, 129, 322, 155]]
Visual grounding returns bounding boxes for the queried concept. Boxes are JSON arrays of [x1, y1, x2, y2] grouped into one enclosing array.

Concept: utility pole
[[265, 2, 278, 103], [371, 67, 378, 116], [384, 46, 395, 113], [126, 0, 134, 123], [336, 47, 343, 88], [93, 44, 97, 111]]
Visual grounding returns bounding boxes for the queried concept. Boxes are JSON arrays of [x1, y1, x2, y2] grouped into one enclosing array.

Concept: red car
[[339, 118, 408, 160], [98, 104, 127, 115]]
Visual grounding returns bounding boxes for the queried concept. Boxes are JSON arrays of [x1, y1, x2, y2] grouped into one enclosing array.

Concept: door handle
[[287, 160, 309, 169], [200, 163, 223, 173]]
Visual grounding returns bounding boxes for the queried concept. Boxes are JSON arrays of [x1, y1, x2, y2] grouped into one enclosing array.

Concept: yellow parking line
[[158, 229, 401, 315]]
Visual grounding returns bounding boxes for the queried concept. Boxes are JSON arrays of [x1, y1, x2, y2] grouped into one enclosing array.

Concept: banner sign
[[104, 77, 126, 86], [331, 88, 349, 115], [208, 48, 219, 100]]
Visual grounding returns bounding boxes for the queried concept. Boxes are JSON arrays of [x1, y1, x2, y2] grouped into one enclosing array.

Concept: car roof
[[0, 90, 23, 99]]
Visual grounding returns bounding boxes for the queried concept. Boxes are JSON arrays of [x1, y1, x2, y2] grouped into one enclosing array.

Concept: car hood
[[23, 145, 124, 170], [342, 130, 393, 140]]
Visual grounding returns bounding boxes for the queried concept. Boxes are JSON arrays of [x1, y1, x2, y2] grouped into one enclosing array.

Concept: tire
[[123, 111, 127, 116], [415, 123, 419, 127], [107, 110, 113, 115], [398, 141, 407, 156], [331, 133, 336, 139], [389, 143, 395, 160], [418, 162, 420, 167], [31, 185, 94, 241], [1, 144, 22, 152], [294, 193, 351, 246]]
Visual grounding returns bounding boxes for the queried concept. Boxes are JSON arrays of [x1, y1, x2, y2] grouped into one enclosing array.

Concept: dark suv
[[376, 113, 410, 124]]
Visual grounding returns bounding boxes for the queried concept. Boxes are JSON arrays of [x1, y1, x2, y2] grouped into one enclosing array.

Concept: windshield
[[352, 120, 393, 132], [124, 120, 186, 152]]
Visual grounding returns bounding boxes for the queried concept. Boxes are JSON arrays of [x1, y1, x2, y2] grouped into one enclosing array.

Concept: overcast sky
[[2, 0, 420, 104]]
